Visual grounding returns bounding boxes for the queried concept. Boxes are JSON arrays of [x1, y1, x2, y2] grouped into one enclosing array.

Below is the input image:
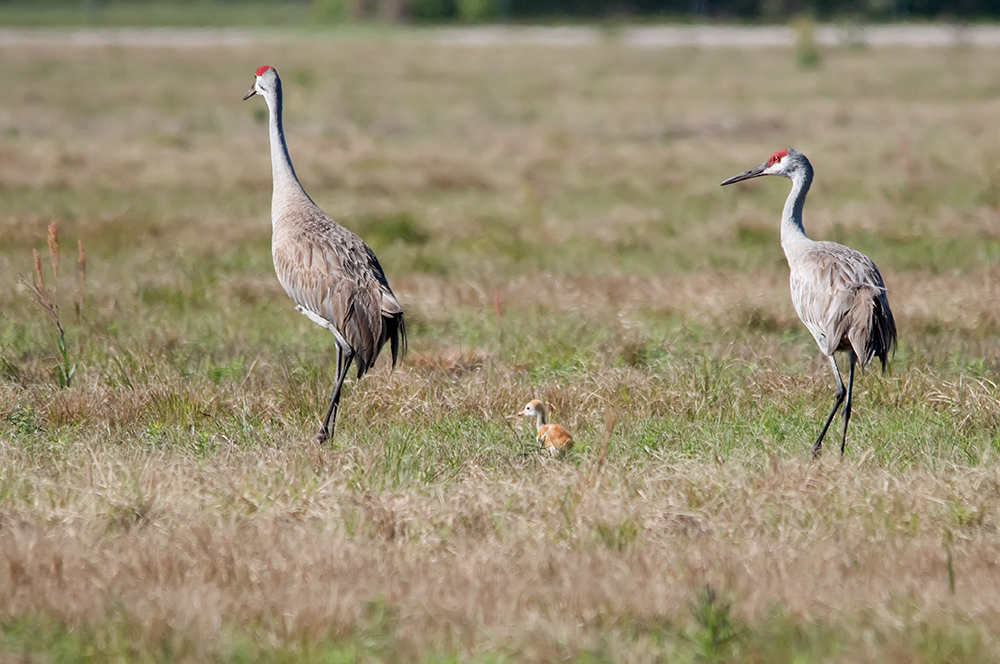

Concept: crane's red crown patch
[[255, 65, 273, 77], [766, 149, 788, 166]]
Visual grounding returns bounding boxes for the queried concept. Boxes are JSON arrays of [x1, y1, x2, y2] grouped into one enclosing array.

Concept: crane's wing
[[272, 210, 405, 376], [789, 241, 893, 363]]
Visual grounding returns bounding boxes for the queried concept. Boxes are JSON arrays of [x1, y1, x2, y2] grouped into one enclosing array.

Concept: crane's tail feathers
[[872, 294, 897, 373], [849, 286, 897, 373], [338, 292, 382, 380], [346, 312, 405, 381], [386, 312, 406, 369]]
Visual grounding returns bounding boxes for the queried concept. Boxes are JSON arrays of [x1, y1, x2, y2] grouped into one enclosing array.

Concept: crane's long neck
[[779, 165, 813, 255], [265, 80, 313, 215], [535, 409, 548, 430]]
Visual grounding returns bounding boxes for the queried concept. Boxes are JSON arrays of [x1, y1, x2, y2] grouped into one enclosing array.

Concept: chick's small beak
[[242, 83, 257, 101], [720, 162, 767, 186]]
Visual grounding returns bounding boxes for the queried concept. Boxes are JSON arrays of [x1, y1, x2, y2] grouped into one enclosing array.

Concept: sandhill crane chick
[[721, 148, 896, 457], [518, 399, 573, 454], [244, 66, 406, 443]]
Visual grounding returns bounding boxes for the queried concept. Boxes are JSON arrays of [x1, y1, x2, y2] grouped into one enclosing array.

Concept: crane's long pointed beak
[[242, 85, 257, 101], [720, 163, 767, 186]]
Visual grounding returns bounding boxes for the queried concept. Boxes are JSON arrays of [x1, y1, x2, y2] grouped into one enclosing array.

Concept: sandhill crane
[[721, 149, 896, 457], [518, 399, 573, 454], [244, 65, 405, 443]]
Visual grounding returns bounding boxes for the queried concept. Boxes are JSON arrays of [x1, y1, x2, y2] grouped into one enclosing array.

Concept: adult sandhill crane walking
[[518, 399, 573, 454], [721, 149, 896, 457], [244, 65, 405, 443]]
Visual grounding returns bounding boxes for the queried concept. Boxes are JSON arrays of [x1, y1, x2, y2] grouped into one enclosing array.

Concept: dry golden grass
[[2, 446, 1000, 661], [1, 29, 999, 661]]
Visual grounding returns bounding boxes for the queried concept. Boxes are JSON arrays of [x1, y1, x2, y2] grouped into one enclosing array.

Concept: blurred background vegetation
[[0, 0, 994, 27]]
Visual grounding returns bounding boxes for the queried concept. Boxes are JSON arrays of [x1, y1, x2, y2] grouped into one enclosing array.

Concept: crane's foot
[[316, 428, 331, 444], [810, 441, 823, 460]]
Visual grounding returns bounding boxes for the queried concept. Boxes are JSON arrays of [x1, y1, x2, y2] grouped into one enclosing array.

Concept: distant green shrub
[[309, 0, 349, 22], [406, 0, 454, 20], [791, 15, 823, 70], [456, 0, 494, 21]]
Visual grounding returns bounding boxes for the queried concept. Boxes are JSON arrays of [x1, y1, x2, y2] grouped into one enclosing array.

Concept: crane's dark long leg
[[812, 354, 846, 459], [839, 351, 858, 456], [334, 343, 345, 384], [317, 344, 355, 444]]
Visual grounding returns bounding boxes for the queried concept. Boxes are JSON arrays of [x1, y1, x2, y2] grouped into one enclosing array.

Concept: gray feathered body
[[785, 239, 896, 371], [272, 197, 405, 378]]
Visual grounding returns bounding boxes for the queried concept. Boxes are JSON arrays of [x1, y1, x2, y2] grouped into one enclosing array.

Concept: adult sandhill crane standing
[[518, 399, 573, 454], [244, 65, 405, 443], [721, 149, 896, 457]]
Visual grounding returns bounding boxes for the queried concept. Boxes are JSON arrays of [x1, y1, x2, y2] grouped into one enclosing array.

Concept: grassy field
[[1, 28, 1000, 662]]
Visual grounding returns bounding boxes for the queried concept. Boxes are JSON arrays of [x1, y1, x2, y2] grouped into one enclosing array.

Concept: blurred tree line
[[395, 0, 1000, 20], [11, 0, 1000, 21]]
